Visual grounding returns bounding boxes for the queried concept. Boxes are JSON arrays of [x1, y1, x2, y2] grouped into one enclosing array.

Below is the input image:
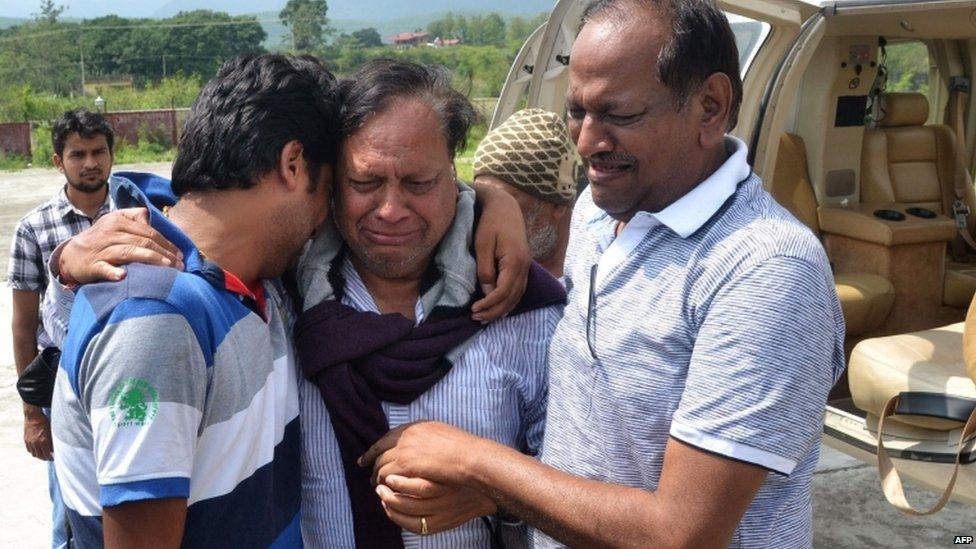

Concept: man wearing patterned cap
[[474, 108, 576, 278]]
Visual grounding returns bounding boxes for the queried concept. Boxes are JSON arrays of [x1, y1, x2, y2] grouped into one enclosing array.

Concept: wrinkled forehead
[[340, 100, 451, 173]]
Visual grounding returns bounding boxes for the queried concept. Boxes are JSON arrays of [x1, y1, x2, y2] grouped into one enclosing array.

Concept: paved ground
[[0, 164, 972, 547], [812, 448, 974, 547], [0, 163, 171, 548]]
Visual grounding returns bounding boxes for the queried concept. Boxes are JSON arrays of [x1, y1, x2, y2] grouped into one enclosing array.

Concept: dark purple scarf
[[294, 262, 565, 548]]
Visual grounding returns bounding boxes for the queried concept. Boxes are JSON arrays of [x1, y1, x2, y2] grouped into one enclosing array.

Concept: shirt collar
[[110, 175, 268, 320], [587, 135, 752, 239], [341, 256, 427, 324]]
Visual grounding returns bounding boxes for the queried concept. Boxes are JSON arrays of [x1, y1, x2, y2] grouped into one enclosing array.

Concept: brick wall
[[0, 123, 31, 158], [104, 109, 184, 147]]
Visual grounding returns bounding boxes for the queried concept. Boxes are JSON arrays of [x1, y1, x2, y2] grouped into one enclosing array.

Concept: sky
[[1, 0, 556, 20], [4, 0, 178, 19]]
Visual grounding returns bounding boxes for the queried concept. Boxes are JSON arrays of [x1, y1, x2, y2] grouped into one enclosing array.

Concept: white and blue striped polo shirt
[[51, 177, 302, 548], [301, 259, 561, 547], [536, 137, 846, 548]]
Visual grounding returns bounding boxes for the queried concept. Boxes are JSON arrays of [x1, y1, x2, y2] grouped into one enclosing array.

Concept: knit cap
[[473, 108, 577, 205]]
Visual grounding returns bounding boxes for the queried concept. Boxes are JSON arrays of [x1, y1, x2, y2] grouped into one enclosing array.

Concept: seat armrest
[[818, 204, 956, 246], [895, 391, 976, 423]]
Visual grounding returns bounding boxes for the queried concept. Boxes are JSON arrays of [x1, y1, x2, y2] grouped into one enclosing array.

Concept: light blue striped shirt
[[535, 137, 846, 548], [300, 258, 562, 548]]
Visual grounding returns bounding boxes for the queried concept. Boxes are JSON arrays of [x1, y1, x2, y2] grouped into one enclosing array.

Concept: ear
[[278, 140, 307, 192], [552, 203, 570, 221], [52, 153, 64, 173], [695, 72, 733, 149]]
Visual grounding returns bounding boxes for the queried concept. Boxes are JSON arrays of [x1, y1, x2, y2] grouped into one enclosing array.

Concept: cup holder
[[906, 207, 937, 219], [873, 209, 906, 222]]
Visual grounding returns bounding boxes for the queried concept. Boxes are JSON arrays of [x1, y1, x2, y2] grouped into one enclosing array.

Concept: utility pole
[[162, 55, 167, 78], [79, 36, 87, 98]]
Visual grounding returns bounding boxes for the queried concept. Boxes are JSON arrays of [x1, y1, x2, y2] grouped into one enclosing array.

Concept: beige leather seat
[[849, 322, 975, 430], [851, 295, 976, 431], [772, 133, 894, 336], [850, 296, 976, 517], [860, 92, 976, 307], [861, 92, 957, 213], [947, 263, 976, 308]]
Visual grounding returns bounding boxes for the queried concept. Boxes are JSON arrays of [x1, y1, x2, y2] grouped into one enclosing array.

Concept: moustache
[[584, 152, 638, 165]]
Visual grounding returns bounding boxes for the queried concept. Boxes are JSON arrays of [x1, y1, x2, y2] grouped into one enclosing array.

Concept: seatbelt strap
[[876, 394, 976, 515], [952, 198, 976, 254], [947, 76, 976, 254]]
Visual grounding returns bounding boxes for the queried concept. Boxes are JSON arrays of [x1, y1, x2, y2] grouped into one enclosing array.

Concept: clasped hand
[[359, 421, 496, 536]]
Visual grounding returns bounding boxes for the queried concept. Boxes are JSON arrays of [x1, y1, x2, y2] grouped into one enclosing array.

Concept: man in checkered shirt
[[7, 108, 116, 549]]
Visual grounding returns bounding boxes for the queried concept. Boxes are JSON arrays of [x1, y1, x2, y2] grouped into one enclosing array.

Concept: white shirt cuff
[[669, 419, 798, 475]]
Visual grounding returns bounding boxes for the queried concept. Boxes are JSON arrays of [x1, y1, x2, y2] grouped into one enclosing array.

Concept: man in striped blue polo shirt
[[364, 1, 846, 547], [51, 54, 339, 548]]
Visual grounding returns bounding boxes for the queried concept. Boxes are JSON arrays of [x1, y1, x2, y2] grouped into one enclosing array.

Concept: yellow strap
[[876, 394, 976, 515]]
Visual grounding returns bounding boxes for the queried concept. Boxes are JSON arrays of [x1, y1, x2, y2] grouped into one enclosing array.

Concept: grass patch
[[113, 140, 177, 165], [455, 157, 474, 183], [0, 152, 31, 171], [454, 120, 486, 184]]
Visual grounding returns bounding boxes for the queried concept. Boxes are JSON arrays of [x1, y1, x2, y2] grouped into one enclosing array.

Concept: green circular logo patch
[[108, 378, 159, 427]]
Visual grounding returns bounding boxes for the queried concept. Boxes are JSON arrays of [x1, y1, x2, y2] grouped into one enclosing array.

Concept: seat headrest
[[877, 92, 930, 128]]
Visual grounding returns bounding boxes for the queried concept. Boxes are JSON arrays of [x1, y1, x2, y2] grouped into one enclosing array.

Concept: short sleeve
[[670, 256, 844, 475], [41, 242, 77, 348], [77, 299, 209, 506], [7, 220, 44, 291]]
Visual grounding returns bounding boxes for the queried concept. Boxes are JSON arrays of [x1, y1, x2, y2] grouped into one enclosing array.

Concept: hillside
[[5, 0, 554, 19], [0, 17, 25, 29], [260, 9, 546, 49], [2, 3, 551, 48], [153, 0, 554, 19]]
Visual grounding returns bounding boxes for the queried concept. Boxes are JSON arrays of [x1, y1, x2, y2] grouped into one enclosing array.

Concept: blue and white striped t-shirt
[[300, 258, 561, 547], [51, 178, 302, 548], [535, 137, 846, 548]]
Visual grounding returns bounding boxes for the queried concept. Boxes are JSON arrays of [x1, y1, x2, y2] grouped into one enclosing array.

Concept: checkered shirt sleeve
[[7, 219, 45, 292]]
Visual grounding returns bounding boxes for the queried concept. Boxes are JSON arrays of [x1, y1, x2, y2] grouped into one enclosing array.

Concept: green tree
[[467, 14, 505, 46], [428, 12, 457, 40], [351, 28, 382, 48], [78, 15, 142, 81], [34, 0, 64, 25], [0, 19, 79, 94], [455, 15, 469, 42], [279, 0, 332, 53], [333, 28, 382, 50], [164, 10, 266, 79], [506, 13, 546, 44], [79, 11, 265, 85], [885, 40, 929, 96]]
